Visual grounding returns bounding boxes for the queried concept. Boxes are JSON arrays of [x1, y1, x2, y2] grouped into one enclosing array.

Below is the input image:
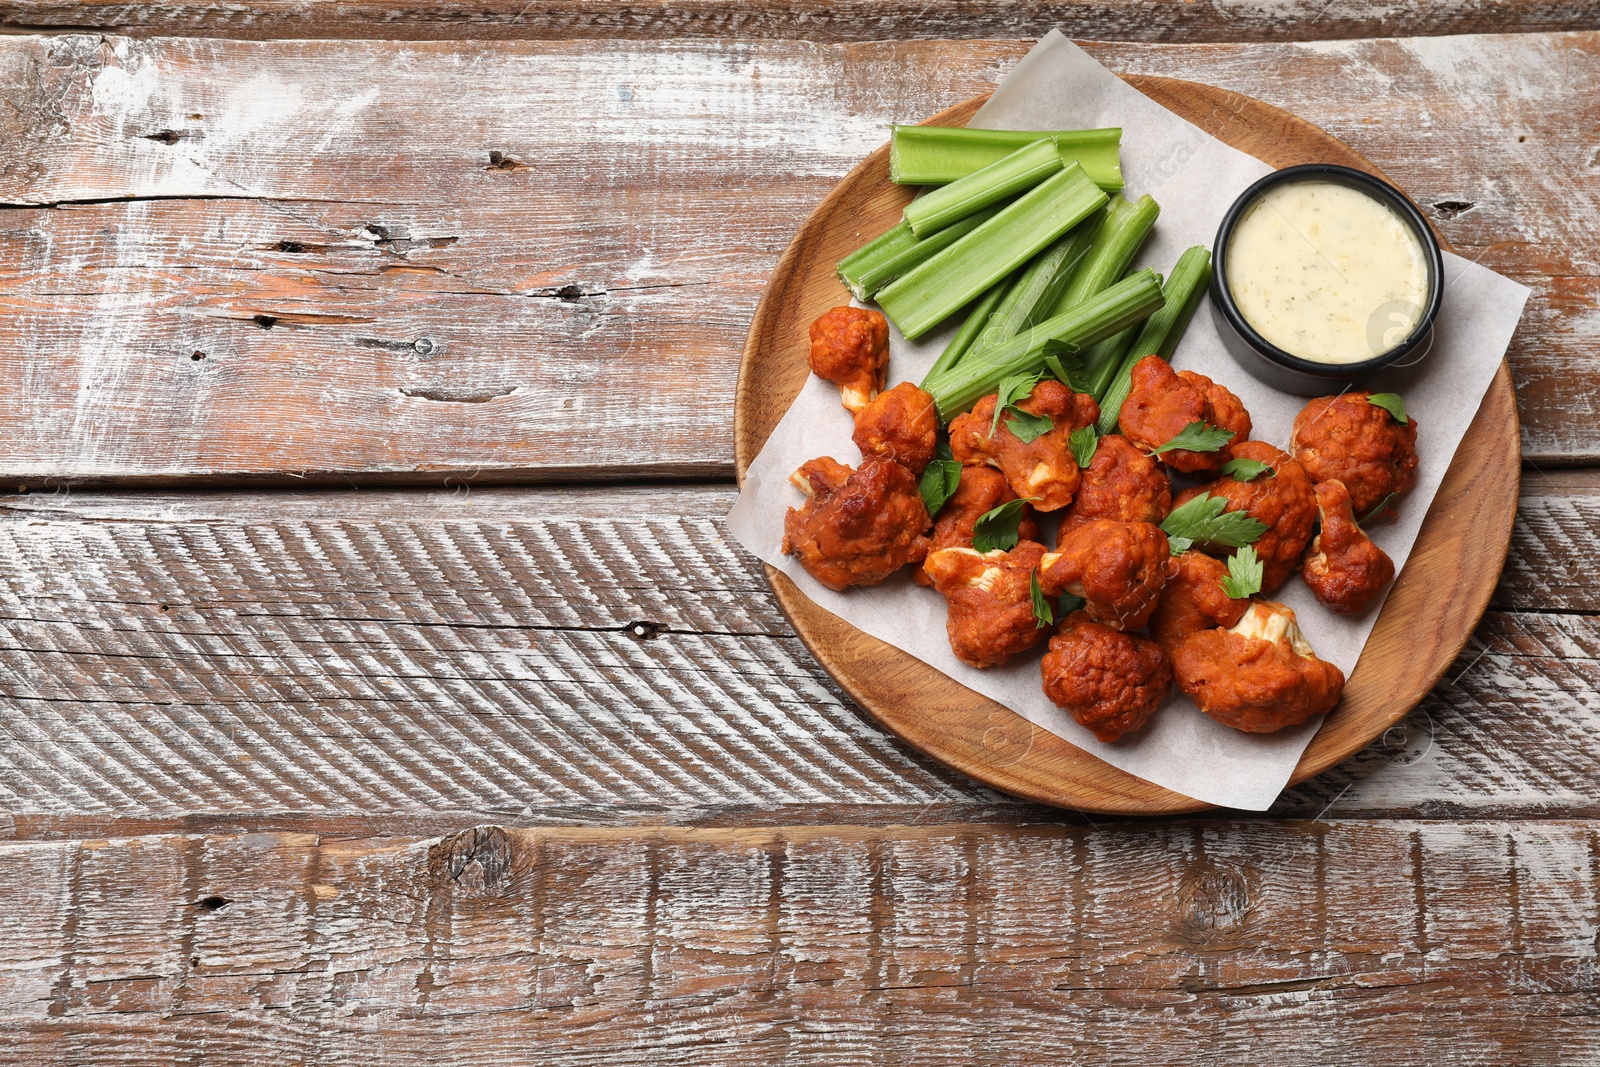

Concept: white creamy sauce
[[1226, 180, 1428, 364]]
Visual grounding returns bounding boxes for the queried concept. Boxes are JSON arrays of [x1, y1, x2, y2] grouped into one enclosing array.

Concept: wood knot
[[429, 826, 514, 895], [624, 620, 664, 641], [142, 129, 201, 145], [486, 150, 529, 171], [1175, 860, 1256, 946]]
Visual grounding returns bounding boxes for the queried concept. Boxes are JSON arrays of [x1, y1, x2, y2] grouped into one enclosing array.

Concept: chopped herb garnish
[[918, 459, 962, 517], [1160, 492, 1269, 555], [1367, 392, 1408, 424], [1030, 570, 1053, 629], [1069, 425, 1099, 469], [989, 371, 1044, 437], [1148, 420, 1235, 457], [1359, 491, 1400, 526], [1220, 457, 1274, 482], [1005, 409, 1055, 443], [1040, 342, 1088, 392], [972, 498, 1038, 553], [1058, 593, 1087, 616], [1218, 544, 1264, 599]]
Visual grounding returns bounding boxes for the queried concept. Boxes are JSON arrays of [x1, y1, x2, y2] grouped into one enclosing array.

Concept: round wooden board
[[734, 76, 1519, 815]]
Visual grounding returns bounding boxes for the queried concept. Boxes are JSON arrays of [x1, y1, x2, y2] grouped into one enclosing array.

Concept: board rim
[[734, 75, 1519, 815]]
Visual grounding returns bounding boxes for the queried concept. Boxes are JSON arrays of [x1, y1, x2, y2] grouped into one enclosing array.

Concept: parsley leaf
[[1005, 409, 1055, 443], [1057, 593, 1086, 617], [1220, 457, 1274, 482], [1148, 421, 1235, 457], [1218, 544, 1264, 599], [1160, 493, 1269, 555], [1041, 345, 1087, 392], [1069, 425, 1098, 469], [1359, 491, 1399, 526], [989, 372, 1043, 437], [1030, 570, 1053, 629], [918, 459, 962, 517], [972, 498, 1037, 553], [1367, 392, 1408, 424]]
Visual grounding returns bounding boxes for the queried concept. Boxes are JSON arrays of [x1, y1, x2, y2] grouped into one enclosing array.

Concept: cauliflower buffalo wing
[[852, 381, 938, 475], [1118, 356, 1252, 474], [1040, 519, 1176, 631], [809, 306, 889, 413], [916, 465, 1039, 586], [924, 541, 1051, 668], [783, 455, 930, 591], [1302, 479, 1395, 615], [1290, 392, 1419, 519], [1059, 432, 1172, 530], [1040, 611, 1172, 742], [1149, 549, 1250, 650], [1170, 599, 1345, 733], [949, 379, 1099, 512], [1172, 440, 1318, 593]]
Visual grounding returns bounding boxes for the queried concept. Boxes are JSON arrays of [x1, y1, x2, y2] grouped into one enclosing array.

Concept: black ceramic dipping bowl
[[1210, 164, 1444, 396]]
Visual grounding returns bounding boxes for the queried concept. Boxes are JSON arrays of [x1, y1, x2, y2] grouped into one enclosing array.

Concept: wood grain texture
[[5, 0, 1600, 42], [0, 481, 1593, 833], [0, 32, 1591, 481], [739, 80, 1517, 814], [0, 821, 1595, 1065]]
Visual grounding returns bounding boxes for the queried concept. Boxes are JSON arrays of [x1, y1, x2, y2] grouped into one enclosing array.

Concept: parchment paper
[[726, 31, 1529, 810]]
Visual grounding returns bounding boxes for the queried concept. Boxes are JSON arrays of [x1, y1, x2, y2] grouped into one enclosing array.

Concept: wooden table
[[0, 3, 1595, 1062]]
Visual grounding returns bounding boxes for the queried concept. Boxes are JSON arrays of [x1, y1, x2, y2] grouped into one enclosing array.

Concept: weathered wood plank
[[3, 0, 1598, 43], [0, 821, 1595, 1064], [0, 480, 1592, 830], [0, 33, 1592, 481]]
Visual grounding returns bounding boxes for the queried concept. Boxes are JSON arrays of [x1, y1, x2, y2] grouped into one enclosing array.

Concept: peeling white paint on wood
[[0, 33, 1593, 478], [0, 482, 1591, 826], [0, 821, 1593, 1064]]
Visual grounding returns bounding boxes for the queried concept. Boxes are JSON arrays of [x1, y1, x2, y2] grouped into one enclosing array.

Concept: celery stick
[[891, 126, 1123, 191], [902, 138, 1062, 237], [876, 164, 1108, 341], [969, 209, 1107, 359], [923, 269, 1165, 420], [1096, 247, 1213, 434], [922, 278, 1012, 383], [837, 204, 1004, 301], [1082, 325, 1139, 401], [1079, 267, 1147, 400], [1051, 193, 1160, 317], [837, 221, 917, 300]]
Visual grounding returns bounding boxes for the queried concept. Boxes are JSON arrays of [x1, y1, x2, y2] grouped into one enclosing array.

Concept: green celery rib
[[1082, 325, 1139, 402], [922, 279, 1012, 384], [837, 221, 917, 300], [902, 138, 1062, 237], [965, 207, 1106, 360], [923, 269, 1166, 421], [1051, 193, 1161, 316], [876, 164, 1108, 341], [837, 204, 1005, 301], [921, 215, 1103, 389], [1096, 246, 1213, 435], [891, 126, 1124, 191], [1080, 267, 1147, 401]]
